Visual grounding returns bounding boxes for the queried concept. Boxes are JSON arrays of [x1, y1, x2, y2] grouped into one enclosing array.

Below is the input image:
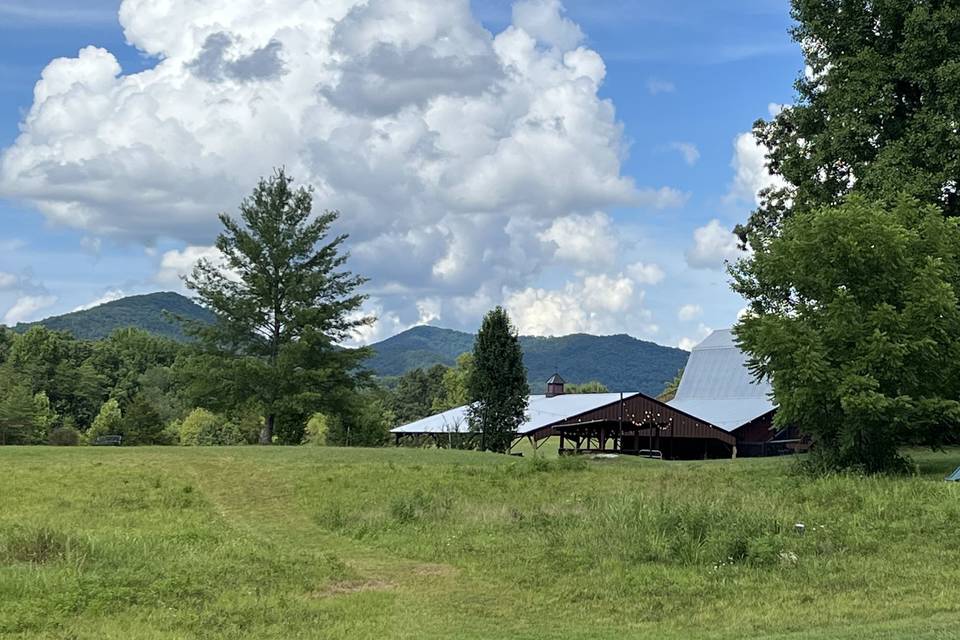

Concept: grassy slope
[[2, 447, 960, 639]]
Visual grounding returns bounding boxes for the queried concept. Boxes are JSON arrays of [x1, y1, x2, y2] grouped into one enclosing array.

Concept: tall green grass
[[1, 446, 960, 639]]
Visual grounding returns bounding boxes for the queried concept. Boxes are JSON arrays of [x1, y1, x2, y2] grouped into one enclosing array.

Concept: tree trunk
[[260, 413, 274, 445]]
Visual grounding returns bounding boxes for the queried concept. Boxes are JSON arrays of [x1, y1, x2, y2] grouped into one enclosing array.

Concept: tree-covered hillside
[[368, 325, 689, 396], [9, 292, 690, 398], [13, 292, 213, 341]]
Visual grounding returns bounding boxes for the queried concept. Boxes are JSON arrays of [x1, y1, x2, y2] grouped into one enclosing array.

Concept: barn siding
[[530, 393, 736, 446]]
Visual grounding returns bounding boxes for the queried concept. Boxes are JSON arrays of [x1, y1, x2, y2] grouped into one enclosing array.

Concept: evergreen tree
[[326, 389, 395, 447], [391, 364, 448, 423], [0, 384, 38, 445], [121, 395, 165, 445], [183, 169, 372, 444], [468, 308, 530, 453]]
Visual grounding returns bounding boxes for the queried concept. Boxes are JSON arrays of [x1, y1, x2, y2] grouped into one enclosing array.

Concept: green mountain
[[368, 325, 689, 396], [16, 293, 689, 395], [15, 292, 213, 341]]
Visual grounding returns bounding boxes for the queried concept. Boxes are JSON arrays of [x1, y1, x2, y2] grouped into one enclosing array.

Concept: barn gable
[[667, 329, 775, 432]]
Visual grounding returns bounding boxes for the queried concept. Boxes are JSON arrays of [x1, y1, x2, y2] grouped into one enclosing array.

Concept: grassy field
[[3, 446, 960, 639]]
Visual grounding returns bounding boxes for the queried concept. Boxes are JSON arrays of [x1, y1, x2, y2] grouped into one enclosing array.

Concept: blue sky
[[0, 0, 802, 349]]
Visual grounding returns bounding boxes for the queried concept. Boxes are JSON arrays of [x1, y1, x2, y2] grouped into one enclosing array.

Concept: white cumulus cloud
[[678, 323, 712, 351], [512, 0, 584, 51], [0, 0, 688, 340], [505, 272, 654, 337], [156, 245, 232, 286], [686, 219, 742, 270], [626, 261, 665, 285], [728, 132, 788, 206], [72, 289, 127, 312], [4, 295, 58, 325], [539, 211, 617, 267]]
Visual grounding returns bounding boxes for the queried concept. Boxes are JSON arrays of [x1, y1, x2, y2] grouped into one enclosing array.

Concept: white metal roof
[[391, 393, 638, 435], [667, 328, 775, 431]]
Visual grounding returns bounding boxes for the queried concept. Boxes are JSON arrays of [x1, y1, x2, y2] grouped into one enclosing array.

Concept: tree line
[[0, 170, 535, 451], [12, 0, 960, 471]]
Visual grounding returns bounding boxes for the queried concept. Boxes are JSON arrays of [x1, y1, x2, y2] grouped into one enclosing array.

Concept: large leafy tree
[[733, 197, 960, 472], [733, 0, 960, 471], [432, 352, 473, 412], [184, 169, 371, 444], [738, 0, 960, 247], [5, 326, 105, 427], [468, 307, 529, 453]]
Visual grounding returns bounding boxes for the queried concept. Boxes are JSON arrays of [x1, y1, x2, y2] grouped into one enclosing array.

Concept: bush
[[305, 413, 334, 446], [48, 426, 80, 446], [86, 399, 122, 444], [179, 408, 245, 446]]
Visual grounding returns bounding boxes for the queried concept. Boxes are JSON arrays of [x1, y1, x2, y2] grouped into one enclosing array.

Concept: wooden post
[[669, 420, 674, 460], [618, 392, 623, 454]]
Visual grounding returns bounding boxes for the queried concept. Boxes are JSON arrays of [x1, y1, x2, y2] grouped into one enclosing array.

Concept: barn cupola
[[546, 373, 566, 398]]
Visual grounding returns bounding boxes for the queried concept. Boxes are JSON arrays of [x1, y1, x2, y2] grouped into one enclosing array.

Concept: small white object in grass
[[794, 523, 805, 535]]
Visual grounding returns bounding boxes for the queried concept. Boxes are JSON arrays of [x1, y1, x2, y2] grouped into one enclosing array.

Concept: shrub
[[86, 399, 122, 444], [179, 408, 245, 446], [48, 426, 80, 446], [305, 413, 333, 446]]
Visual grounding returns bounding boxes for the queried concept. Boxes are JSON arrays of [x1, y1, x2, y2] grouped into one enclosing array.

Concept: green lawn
[[2, 446, 960, 639]]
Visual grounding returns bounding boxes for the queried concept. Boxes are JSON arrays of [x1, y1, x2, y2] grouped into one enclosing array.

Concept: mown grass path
[[2, 447, 960, 639]]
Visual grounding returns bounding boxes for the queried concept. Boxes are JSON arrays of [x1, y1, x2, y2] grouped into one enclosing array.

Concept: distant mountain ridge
[[368, 325, 689, 396], [16, 293, 689, 395], [15, 292, 214, 341]]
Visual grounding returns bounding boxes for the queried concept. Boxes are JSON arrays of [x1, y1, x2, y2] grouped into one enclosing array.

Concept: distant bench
[[92, 435, 123, 446]]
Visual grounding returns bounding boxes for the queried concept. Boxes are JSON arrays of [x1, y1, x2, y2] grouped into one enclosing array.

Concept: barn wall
[[536, 393, 736, 446]]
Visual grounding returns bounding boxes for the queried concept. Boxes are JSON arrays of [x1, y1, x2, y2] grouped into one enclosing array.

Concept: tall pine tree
[[468, 307, 529, 453], [184, 169, 371, 444]]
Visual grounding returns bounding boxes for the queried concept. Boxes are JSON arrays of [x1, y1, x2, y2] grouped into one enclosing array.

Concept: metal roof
[[391, 393, 638, 435], [667, 328, 775, 432], [546, 373, 565, 385]]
